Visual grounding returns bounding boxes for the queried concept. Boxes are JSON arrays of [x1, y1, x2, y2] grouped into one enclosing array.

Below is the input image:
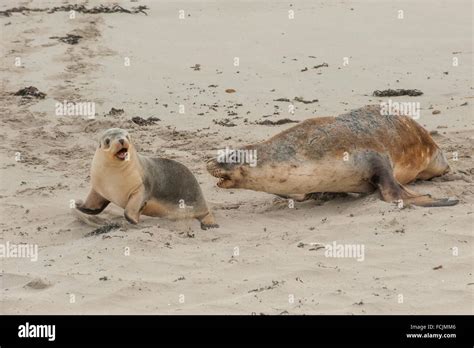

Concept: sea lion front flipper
[[124, 188, 146, 224], [369, 154, 458, 207], [76, 189, 110, 215]]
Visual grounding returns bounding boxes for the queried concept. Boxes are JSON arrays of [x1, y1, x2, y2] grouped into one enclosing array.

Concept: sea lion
[[207, 105, 458, 207], [76, 128, 218, 229]]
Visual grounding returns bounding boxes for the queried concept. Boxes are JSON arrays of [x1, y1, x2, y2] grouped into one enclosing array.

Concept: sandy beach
[[0, 0, 472, 314]]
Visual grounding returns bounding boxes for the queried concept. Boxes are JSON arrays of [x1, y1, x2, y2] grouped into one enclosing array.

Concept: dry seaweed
[[373, 89, 423, 97], [85, 223, 121, 237], [107, 108, 125, 116], [293, 96, 318, 104], [131, 116, 160, 126], [313, 63, 328, 69], [213, 118, 236, 127], [255, 118, 299, 126], [1, 4, 148, 17], [13, 86, 46, 99], [50, 34, 82, 45]]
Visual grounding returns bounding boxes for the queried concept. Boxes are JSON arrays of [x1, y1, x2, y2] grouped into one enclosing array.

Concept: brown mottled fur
[[207, 105, 458, 207]]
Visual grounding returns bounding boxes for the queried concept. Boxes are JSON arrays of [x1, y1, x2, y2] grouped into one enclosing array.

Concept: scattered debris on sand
[[50, 34, 82, 45], [274, 97, 318, 104], [255, 118, 299, 126], [309, 244, 325, 251], [24, 278, 51, 290], [213, 118, 236, 127], [13, 86, 46, 99], [373, 89, 423, 97], [0, 4, 148, 17], [313, 63, 328, 69], [131, 116, 160, 126], [293, 96, 318, 104], [248, 280, 285, 293], [190, 64, 201, 71], [297, 242, 325, 251], [85, 223, 121, 237], [107, 107, 125, 116]]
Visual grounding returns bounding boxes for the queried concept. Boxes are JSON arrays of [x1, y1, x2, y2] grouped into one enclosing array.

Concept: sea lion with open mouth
[[207, 105, 458, 207], [76, 128, 218, 229]]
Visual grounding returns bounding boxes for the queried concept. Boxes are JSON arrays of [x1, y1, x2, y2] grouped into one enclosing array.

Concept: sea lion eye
[[105, 139, 110, 145]]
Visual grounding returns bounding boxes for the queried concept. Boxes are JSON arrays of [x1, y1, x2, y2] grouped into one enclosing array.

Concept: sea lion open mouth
[[115, 147, 128, 160], [212, 171, 236, 188], [207, 164, 232, 187], [206, 158, 238, 188]]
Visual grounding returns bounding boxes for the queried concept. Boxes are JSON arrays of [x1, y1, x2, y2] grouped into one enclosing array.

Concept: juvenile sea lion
[[76, 128, 218, 229], [207, 105, 458, 207]]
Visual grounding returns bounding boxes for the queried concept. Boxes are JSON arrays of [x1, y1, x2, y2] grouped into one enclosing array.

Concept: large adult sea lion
[[207, 105, 458, 207], [76, 128, 218, 229]]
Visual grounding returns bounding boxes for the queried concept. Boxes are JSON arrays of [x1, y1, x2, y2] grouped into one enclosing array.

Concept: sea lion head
[[206, 147, 258, 189], [98, 128, 133, 162]]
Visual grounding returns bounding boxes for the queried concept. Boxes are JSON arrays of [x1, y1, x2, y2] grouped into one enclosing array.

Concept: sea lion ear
[[97, 133, 104, 148]]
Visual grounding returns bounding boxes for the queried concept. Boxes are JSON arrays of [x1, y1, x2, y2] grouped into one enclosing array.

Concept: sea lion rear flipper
[[397, 185, 459, 207], [198, 211, 219, 230], [76, 189, 110, 215], [369, 155, 458, 207]]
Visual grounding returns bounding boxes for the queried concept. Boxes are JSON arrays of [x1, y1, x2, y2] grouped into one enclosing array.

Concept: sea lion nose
[[119, 139, 124, 145]]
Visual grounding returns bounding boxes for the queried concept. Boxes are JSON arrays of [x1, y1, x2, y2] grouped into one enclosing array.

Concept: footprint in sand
[[24, 278, 52, 290]]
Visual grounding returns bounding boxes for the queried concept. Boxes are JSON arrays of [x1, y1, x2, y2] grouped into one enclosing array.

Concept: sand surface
[[0, 0, 473, 314]]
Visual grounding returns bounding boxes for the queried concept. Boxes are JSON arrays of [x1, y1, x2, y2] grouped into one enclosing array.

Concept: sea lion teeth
[[207, 105, 458, 208], [115, 149, 128, 160]]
